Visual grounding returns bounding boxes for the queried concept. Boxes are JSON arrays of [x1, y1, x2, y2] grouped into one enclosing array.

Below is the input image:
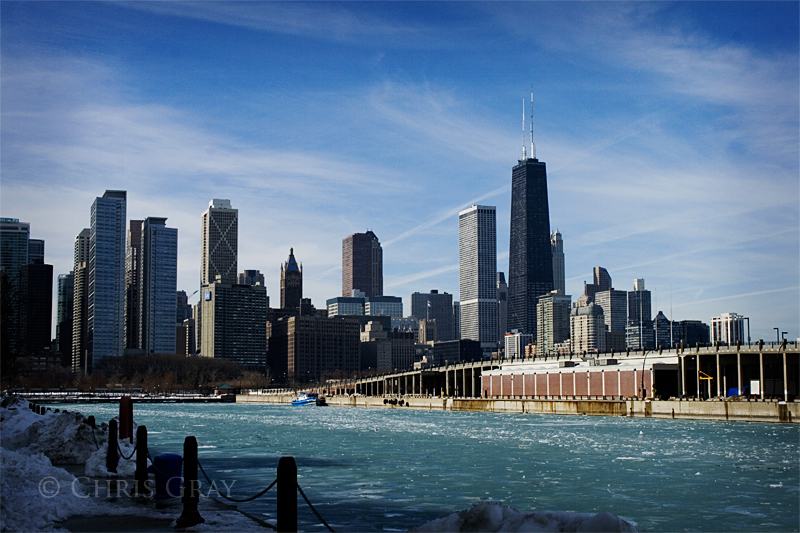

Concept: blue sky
[[2, 2, 798, 341]]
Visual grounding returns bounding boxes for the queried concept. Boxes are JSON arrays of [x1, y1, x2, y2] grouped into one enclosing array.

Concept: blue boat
[[292, 392, 320, 406]]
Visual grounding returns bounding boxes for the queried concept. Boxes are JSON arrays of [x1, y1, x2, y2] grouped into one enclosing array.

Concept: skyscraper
[[342, 231, 383, 297], [72, 228, 90, 371], [140, 217, 178, 354], [536, 290, 571, 356], [19, 262, 53, 355], [550, 230, 564, 294], [0, 218, 30, 354], [57, 272, 74, 361], [508, 120, 553, 339], [28, 239, 44, 264], [626, 278, 653, 349], [238, 269, 265, 286], [595, 288, 628, 351], [496, 273, 508, 342], [124, 220, 143, 350], [88, 190, 127, 369], [201, 199, 238, 286], [570, 304, 607, 355], [593, 267, 611, 292], [711, 313, 745, 346], [280, 248, 303, 310], [459, 205, 498, 355], [410, 290, 455, 342], [201, 282, 267, 369]]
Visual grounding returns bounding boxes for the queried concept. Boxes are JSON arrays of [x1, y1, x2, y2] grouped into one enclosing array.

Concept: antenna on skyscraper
[[521, 98, 527, 160], [530, 89, 536, 160]]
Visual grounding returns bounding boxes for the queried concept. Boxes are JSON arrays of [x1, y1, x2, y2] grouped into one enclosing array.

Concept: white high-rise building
[[459, 205, 497, 355], [201, 199, 238, 286], [505, 331, 533, 360], [72, 228, 90, 371], [711, 313, 745, 346], [88, 190, 127, 369], [141, 217, 178, 354], [551, 230, 565, 294], [200, 199, 238, 355]]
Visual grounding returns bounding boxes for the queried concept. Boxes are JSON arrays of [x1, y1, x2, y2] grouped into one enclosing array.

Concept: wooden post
[[119, 396, 133, 443], [277, 456, 298, 533], [134, 425, 150, 497], [175, 436, 204, 528], [106, 419, 119, 474]]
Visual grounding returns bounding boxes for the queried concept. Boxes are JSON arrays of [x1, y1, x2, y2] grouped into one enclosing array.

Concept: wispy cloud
[[124, 2, 444, 45], [672, 286, 800, 309]]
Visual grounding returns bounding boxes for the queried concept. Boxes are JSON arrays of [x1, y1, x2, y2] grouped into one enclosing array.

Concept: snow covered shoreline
[[1, 395, 637, 532], [0, 396, 262, 532]]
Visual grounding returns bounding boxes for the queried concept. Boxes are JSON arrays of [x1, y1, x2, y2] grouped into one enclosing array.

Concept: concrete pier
[[236, 393, 799, 423]]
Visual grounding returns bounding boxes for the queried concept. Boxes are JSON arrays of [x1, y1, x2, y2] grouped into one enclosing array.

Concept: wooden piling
[[134, 425, 150, 497], [119, 396, 133, 443], [277, 456, 298, 532], [175, 436, 204, 528], [107, 419, 119, 474]]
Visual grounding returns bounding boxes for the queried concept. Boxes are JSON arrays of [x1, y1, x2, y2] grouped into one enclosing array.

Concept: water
[[70, 403, 799, 532]]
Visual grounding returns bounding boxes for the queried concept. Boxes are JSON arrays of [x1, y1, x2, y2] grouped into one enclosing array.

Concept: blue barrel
[[147, 453, 183, 498]]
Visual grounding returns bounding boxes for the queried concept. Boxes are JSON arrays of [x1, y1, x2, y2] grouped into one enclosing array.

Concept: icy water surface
[[71, 403, 799, 532]]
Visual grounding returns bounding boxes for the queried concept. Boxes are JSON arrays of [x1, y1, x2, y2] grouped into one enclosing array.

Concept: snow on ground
[[0, 448, 98, 531], [411, 503, 637, 532], [0, 395, 261, 532], [1, 397, 108, 465], [84, 439, 142, 478]]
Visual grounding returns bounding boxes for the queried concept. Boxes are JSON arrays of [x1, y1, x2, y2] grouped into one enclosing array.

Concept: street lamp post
[[774, 328, 780, 345], [744, 317, 750, 346]]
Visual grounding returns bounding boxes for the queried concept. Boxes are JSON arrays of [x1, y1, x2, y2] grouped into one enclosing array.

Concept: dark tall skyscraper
[[342, 231, 383, 297], [280, 248, 303, 310], [410, 290, 455, 342], [507, 146, 553, 339], [125, 220, 143, 350], [19, 262, 53, 354]]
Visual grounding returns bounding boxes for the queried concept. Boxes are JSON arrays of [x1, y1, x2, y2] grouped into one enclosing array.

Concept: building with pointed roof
[[280, 248, 303, 310]]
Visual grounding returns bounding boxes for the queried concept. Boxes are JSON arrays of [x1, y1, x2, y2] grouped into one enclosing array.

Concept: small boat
[[292, 392, 319, 406]]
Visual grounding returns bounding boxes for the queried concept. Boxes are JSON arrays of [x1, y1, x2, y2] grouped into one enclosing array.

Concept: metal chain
[[116, 440, 137, 461], [297, 482, 336, 532], [90, 427, 100, 451], [197, 459, 277, 503]]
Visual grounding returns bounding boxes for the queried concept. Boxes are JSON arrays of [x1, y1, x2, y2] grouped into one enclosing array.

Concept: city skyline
[[1, 2, 797, 341]]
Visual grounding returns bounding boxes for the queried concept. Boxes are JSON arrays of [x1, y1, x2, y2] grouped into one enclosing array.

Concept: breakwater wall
[[236, 394, 799, 423]]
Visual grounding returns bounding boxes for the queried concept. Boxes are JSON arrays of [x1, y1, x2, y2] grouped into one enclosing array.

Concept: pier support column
[[696, 355, 701, 399], [680, 355, 686, 398], [783, 351, 788, 401], [759, 352, 764, 399], [737, 351, 743, 397], [716, 353, 721, 397]]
